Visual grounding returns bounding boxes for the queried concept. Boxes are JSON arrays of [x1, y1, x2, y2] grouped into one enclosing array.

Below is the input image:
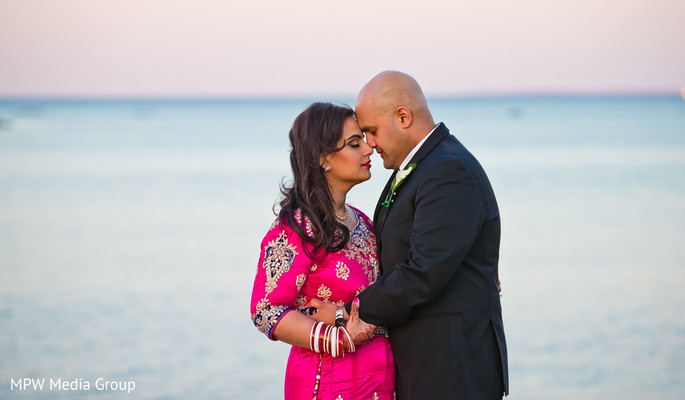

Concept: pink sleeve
[[250, 220, 314, 340]]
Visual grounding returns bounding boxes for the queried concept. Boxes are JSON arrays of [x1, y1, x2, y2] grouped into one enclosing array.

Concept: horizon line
[[0, 90, 682, 102]]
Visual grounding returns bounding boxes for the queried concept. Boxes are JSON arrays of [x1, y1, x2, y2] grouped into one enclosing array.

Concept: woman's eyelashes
[[346, 136, 363, 148]]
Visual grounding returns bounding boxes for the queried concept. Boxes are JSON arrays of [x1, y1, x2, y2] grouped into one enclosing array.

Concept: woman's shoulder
[[348, 205, 373, 229], [262, 208, 315, 242]]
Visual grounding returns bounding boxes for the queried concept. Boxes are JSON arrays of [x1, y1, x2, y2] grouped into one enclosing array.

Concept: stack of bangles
[[309, 321, 355, 357]]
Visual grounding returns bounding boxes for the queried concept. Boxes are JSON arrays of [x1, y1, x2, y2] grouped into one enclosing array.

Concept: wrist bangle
[[337, 327, 344, 357], [313, 322, 323, 353], [309, 321, 317, 351], [340, 326, 355, 353]]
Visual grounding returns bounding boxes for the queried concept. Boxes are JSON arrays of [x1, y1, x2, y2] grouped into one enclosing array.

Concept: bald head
[[355, 70, 434, 130], [354, 71, 436, 170]]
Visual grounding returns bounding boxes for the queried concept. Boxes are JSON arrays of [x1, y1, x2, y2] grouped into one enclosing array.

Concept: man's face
[[355, 98, 409, 171]]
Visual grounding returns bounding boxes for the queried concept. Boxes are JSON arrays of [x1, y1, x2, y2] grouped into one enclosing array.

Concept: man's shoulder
[[413, 136, 491, 190], [420, 136, 472, 168]]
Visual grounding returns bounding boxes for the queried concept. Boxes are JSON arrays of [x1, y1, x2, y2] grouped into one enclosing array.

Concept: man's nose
[[365, 135, 376, 148]]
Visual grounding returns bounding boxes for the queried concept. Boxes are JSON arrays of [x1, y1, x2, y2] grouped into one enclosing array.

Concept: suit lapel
[[373, 170, 396, 258], [372, 123, 451, 268], [373, 123, 450, 222], [373, 171, 396, 225]]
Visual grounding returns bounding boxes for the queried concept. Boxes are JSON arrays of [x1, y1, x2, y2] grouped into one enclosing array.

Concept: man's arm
[[356, 160, 483, 327]]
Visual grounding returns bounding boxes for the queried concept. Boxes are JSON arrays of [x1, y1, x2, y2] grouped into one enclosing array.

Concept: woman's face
[[324, 117, 373, 189]]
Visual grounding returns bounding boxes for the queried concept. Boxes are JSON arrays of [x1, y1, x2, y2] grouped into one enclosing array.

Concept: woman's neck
[[331, 189, 347, 216]]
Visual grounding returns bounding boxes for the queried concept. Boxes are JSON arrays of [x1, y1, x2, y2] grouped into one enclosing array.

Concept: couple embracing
[[250, 71, 509, 400]]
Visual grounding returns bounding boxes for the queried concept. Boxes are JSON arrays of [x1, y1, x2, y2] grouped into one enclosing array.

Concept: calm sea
[[1, 97, 684, 399]]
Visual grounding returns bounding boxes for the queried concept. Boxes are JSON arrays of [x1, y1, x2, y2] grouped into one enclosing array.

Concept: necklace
[[335, 206, 348, 223]]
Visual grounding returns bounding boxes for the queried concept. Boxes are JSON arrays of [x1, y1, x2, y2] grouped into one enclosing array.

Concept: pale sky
[[1, 0, 683, 98]]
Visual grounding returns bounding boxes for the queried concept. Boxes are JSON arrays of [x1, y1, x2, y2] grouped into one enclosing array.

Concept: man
[[313, 71, 508, 399]]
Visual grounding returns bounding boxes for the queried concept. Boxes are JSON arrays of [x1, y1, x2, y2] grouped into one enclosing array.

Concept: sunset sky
[[1, 0, 683, 98]]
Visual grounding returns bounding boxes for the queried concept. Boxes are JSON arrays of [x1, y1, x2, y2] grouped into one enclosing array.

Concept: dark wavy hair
[[277, 102, 354, 258]]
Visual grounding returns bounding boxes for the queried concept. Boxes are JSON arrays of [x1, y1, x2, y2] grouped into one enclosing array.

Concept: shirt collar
[[398, 123, 440, 171]]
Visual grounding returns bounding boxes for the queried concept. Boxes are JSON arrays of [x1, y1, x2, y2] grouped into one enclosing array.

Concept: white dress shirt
[[398, 123, 441, 171]]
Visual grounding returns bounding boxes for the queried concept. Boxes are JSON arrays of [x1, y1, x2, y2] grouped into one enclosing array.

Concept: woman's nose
[[362, 141, 373, 156]]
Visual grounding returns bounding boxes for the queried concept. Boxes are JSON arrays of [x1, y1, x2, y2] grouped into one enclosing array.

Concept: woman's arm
[[250, 221, 312, 340], [272, 311, 316, 348]]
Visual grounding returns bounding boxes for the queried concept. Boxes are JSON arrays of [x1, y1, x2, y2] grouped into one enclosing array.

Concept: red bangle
[[319, 324, 329, 355], [328, 325, 334, 355], [338, 327, 344, 357], [309, 322, 315, 351]]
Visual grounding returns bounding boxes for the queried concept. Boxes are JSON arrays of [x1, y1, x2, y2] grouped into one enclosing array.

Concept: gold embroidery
[[262, 231, 298, 294], [317, 284, 332, 301], [293, 209, 316, 238], [296, 274, 306, 291], [252, 227, 301, 339], [342, 209, 379, 285], [252, 298, 288, 338], [336, 261, 350, 281], [295, 294, 307, 309]]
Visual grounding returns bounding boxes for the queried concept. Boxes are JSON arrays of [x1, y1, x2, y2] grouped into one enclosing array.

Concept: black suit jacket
[[357, 123, 509, 399]]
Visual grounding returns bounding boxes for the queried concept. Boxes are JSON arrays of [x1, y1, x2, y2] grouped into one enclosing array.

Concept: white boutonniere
[[381, 163, 417, 208]]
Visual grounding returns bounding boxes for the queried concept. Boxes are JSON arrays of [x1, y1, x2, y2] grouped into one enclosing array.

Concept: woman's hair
[[277, 102, 354, 258]]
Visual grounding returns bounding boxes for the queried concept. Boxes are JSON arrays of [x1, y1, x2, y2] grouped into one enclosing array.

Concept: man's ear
[[395, 106, 413, 129]]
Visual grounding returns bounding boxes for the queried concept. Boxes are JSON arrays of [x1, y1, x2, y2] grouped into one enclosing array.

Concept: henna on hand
[[352, 330, 374, 346], [346, 297, 377, 347]]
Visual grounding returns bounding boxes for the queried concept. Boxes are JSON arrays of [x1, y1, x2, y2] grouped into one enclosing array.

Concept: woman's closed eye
[[345, 134, 363, 148]]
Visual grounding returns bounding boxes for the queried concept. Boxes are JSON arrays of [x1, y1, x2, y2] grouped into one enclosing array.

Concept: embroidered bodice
[[250, 206, 379, 340]]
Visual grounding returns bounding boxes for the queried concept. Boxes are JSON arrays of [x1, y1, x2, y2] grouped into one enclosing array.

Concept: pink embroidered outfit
[[250, 206, 395, 400]]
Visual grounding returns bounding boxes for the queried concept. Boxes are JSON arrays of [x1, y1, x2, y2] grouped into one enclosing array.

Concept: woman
[[250, 102, 395, 399]]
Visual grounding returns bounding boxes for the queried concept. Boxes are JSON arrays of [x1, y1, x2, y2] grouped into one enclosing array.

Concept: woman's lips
[[362, 161, 372, 168]]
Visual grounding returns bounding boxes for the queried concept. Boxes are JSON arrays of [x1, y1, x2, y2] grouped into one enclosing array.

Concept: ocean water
[[0, 96, 684, 399]]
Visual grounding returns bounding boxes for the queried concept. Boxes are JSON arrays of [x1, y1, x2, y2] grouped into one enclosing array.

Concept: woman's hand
[[307, 298, 337, 325], [346, 298, 376, 347], [308, 298, 376, 348]]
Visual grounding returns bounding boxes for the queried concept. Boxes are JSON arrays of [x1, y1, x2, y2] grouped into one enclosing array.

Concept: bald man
[[352, 71, 508, 399]]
